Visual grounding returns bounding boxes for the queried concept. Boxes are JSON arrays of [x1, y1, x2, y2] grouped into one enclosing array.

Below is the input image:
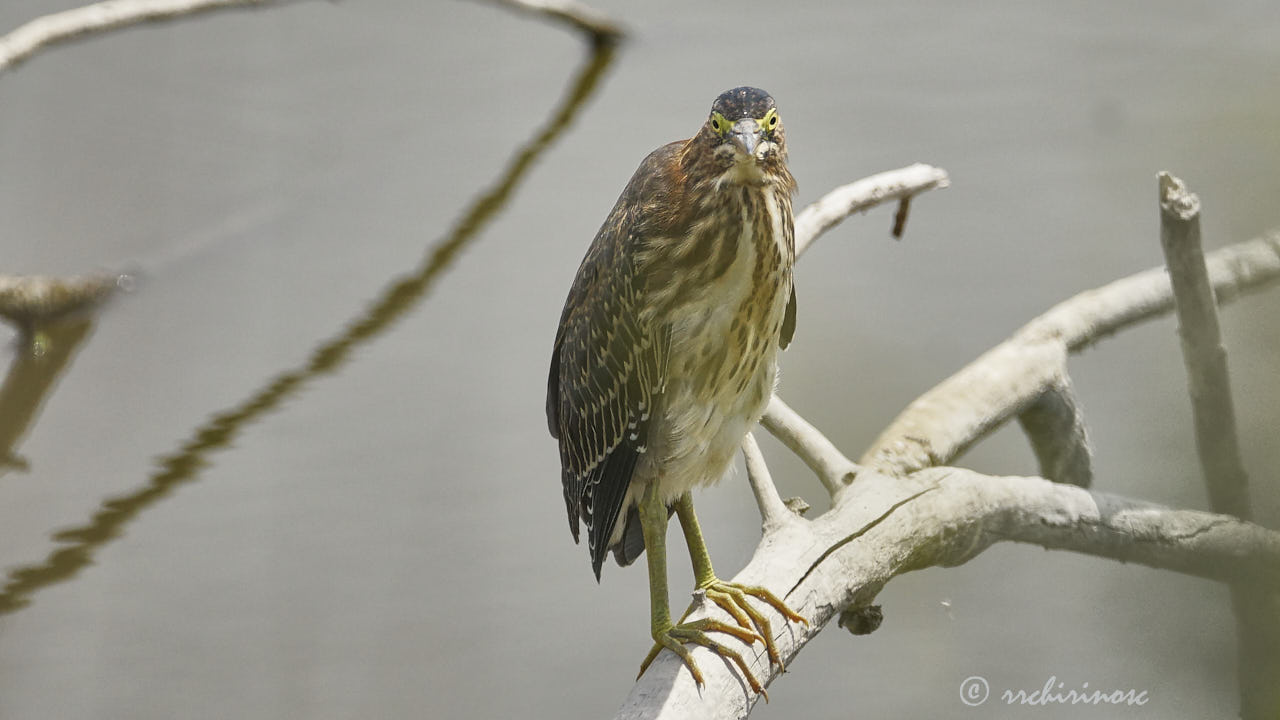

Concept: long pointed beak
[[729, 118, 762, 157]]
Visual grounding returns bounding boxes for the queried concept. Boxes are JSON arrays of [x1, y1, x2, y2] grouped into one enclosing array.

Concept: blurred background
[[1, 0, 1278, 717]]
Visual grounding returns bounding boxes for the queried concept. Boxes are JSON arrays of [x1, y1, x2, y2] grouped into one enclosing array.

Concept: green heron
[[547, 87, 807, 694]]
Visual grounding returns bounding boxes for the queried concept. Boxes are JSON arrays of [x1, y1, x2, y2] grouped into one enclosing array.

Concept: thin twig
[[740, 432, 792, 531], [477, 0, 624, 45], [0, 29, 619, 618], [0, 0, 292, 73], [794, 163, 950, 256], [891, 196, 911, 239], [759, 395, 857, 497], [0, 318, 96, 476]]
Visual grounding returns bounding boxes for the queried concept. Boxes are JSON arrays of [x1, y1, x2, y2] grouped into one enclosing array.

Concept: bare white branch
[[1016, 373, 1093, 486], [477, 0, 623, 43], [0, 273, 126, 331], [740, 432, 792, 532], [758, 396, 857, 497], [794, 163, 950, 257], [617, 466, 1280, 719], [618, 166, 1280, 717], [1158, 172, 1252, 517], [862, 230, 1280, 477], [0, 0, 293, 73], [1028, 231, 1280, 352], [861, 335, 1067, 476], [1157, 173, 1277, 720]]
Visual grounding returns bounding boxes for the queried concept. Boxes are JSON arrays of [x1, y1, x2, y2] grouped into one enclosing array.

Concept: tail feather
[[608, 503, 676, 569], [610, 506, 647, 567]]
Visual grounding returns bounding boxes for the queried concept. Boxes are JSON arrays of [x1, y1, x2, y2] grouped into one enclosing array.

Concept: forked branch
[[617, 166, 1280, 719], [618, 465, 1280, 719], [861, 230, 1280, 478]]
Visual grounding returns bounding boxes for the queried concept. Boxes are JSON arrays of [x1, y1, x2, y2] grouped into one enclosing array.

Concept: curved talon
[[707, 584, 781, 669], [633, 489, 805, 699], [705, 588, 757, 634], [637, 619, 767, 697], [637, 580, 807, 698], [700, 578, 808, 673], [735, 583, 809, 627]]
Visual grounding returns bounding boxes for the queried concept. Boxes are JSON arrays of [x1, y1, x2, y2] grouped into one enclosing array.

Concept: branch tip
[[1158, 171, 1200, 221], [891, 195, 911, 239]]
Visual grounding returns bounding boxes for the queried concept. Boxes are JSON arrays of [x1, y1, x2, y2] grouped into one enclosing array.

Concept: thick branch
[[951, 468, 1279, 582], [1015, 373, 1093, 487], [616, 467, 1280, 719], [1032, 231, 1280, 351], [861, 231, 1280, 476], [860, 334, 1067, 476], [0, 0, 295, 73]]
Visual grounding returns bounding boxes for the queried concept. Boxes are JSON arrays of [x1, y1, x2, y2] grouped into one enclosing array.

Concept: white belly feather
[[608, 191, 791, 546]]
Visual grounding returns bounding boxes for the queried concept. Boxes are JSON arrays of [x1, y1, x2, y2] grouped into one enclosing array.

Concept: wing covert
[[546, 143, 683, 579]]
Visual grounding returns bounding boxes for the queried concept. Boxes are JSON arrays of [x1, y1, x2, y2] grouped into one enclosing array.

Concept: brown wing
[[546, 144, 680, 580], [780, 284, 796, 349]]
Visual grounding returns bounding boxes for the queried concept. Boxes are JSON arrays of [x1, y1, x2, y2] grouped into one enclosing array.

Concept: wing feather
[[780, 283, 796, 349], [546, 143, 682, 579]]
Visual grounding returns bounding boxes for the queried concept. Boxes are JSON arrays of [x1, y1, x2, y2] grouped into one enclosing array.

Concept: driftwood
[[2, 2, 1274, 717], [616, 167, 1280, 719], [1157, 173, 1278, 718]]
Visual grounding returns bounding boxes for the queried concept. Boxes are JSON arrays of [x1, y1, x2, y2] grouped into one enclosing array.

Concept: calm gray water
[[1, 1, 1277, 718]]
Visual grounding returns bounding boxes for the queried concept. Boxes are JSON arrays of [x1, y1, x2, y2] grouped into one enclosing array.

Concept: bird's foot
[[700, 577, 808, 672], [637, 616, 767, 697], [637, 579, 808, 697]]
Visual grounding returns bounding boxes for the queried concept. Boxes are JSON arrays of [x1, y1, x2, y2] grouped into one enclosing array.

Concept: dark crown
[[710, 87, 776, 120]]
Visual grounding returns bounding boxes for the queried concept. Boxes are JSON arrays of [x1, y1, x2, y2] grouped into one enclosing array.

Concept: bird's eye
[[709, 111, 731, 136], [768, 115, 778, 127]]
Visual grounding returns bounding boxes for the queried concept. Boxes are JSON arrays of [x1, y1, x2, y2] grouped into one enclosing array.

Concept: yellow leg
[[635, 488, 808, 697], [634, 482, 766, 694], [675, 491, 808, 670]]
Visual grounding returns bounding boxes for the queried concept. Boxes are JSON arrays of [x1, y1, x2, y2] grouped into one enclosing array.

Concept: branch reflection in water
[[0, 38, 618, 615]]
